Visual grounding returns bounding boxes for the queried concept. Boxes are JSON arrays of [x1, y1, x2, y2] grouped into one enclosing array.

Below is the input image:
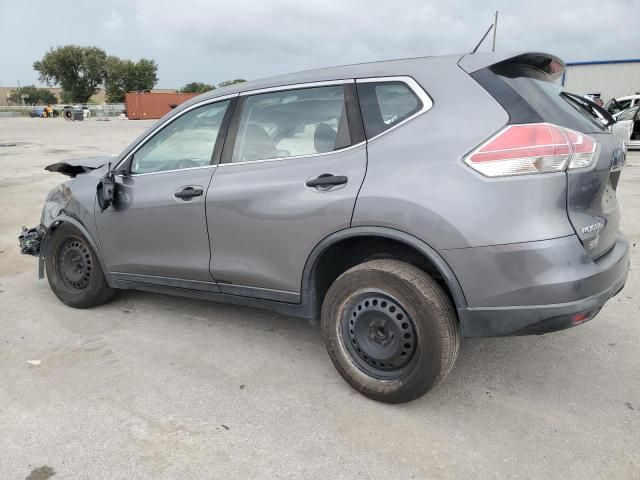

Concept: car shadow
[[110, 288, 613, 409]]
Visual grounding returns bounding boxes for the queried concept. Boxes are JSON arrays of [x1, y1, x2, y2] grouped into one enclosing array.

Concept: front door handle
[[305, 174, 348, 188], [174, 186, 204, 199]]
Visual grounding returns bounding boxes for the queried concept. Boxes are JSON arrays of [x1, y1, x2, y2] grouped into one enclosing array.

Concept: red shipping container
[[125, 92, 198, 120]]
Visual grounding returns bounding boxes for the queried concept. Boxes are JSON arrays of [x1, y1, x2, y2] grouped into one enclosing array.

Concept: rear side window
[[357, 81, 422, 138], [231, 85, 351, 163]]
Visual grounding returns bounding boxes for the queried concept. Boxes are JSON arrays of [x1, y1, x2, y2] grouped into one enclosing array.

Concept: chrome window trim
[[121, 164, 216, 177], [220, 76, 432, 168], [356, 76, 433, 142], [119, 77, 432, 172], [239, 79, 353, 96], [114, 93, 238, 173]]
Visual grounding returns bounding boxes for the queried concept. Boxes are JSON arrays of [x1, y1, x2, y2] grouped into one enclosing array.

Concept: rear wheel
[[321, 259, 459, 403], [45, 223, 115, 308]]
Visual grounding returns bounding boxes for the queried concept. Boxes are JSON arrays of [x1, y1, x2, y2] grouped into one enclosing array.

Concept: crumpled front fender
[[36, 214, 109, 282], [41, 182, 73, 227]]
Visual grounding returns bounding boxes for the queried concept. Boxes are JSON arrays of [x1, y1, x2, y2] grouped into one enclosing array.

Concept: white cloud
[[3, 0, 639, 88], [125, 0, 640, 82], [103, 10, 124, 33]]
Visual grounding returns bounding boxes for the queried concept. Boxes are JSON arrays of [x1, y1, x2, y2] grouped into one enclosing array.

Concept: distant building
[[562, 59, 640, 102]]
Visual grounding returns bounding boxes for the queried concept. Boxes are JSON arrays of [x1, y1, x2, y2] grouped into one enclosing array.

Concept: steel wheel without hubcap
[[46, 223, 115, 308], [57, 238, 92, 291], [322, 259, 460, 403], [342, 289, 418, 379]]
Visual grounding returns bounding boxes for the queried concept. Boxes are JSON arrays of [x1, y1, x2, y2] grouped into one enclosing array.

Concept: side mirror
[[97, 170, 116, 211]]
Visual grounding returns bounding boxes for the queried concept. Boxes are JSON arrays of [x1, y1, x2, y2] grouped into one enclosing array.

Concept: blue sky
[[0, 0, 638, 89]]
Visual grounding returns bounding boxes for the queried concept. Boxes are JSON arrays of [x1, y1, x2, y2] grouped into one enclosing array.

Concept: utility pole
[[492, 10, 499, 52]]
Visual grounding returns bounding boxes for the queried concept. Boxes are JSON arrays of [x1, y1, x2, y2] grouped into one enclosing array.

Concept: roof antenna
[[491, 10, 499, 52], [471, 22, 494, 54]]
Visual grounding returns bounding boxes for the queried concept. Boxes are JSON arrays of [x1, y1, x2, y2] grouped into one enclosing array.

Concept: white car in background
[[612, 105, 640, 149], [605, 95, 640, 117]]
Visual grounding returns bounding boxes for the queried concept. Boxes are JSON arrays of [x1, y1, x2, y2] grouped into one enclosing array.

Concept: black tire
[[321, 259, 459, 404], [45, 223, 115, 308]]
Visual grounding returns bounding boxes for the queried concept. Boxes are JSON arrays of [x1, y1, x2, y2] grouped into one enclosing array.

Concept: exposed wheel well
[[308, 236, 458, 315]]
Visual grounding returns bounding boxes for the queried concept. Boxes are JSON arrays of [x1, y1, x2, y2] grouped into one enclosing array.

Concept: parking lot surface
[[1, 117, 638, 479]]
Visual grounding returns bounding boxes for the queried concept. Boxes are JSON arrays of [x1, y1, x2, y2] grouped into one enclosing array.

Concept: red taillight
[[465, 123, 597, 177]]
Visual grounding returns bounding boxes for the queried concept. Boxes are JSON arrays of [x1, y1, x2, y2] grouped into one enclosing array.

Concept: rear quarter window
[[357, 81, 422, 138]]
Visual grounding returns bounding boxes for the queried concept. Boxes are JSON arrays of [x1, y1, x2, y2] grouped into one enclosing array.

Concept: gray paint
[[95, 167, 218, 281], [207, 144, 367, 292], [33, 51, 630, 338], [351, 56, 574, 249], [566, 132, 623, 259], [442, 234, 629, 308], [299, 226, 468, 309]]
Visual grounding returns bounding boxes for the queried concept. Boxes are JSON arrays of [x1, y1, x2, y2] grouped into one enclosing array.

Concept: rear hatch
[[464, 53, 624, 259]]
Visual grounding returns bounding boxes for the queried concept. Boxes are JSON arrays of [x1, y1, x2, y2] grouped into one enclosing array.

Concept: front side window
[[231, 85, 350, 163], [131, 100, 230, 174], [357, 81, 422, 138]]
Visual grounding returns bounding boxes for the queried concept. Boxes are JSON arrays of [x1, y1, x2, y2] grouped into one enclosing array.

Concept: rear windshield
[[493, 66, 606, 133]]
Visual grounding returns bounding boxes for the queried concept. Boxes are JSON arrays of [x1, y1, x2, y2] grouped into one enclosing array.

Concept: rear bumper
[[442, 234, 630, 337]]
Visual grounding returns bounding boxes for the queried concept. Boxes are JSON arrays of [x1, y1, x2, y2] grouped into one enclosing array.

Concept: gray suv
[[20, 52, 630, 403]]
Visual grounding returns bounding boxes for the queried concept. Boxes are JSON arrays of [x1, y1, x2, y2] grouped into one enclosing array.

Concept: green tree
[[105, 56, 158, 102], [180, 82, 216, 94], [33, 45, 107, 103], [9, 85, 58, 105], [60, 90, 74, 104], [217, 79, 246, 88]]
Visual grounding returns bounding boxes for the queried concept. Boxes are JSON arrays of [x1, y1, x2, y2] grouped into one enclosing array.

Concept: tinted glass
[[131, 100, 230, 174], [495, 66, 606, 133], [231, 86, 349, 163], [357, 81, 421, 138], [606, 99, 632, 115], [618, 106, 639, 121]]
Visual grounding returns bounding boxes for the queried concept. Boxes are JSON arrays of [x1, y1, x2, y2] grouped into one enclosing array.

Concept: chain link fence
[[0, 104, 126, 119]]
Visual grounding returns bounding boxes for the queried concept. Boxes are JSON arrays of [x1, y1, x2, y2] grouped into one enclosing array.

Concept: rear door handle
[[174, 186, 204, 199], [305, 174, 348, 188]]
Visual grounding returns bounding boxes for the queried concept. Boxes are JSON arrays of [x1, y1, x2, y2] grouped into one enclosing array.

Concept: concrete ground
[[0, 117, 638, 480]]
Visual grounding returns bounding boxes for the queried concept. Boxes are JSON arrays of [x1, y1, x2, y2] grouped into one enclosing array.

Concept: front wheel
[[45, 223, 115, 308], [321, 259, 459, 404]]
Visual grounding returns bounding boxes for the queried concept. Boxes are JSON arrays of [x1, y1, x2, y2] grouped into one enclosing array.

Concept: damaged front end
[[19, 182, 72, 258], [19, 155, 114, 277]]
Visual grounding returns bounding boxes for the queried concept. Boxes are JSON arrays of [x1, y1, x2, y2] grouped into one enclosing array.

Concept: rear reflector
[[465, 123, 597, 177]]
